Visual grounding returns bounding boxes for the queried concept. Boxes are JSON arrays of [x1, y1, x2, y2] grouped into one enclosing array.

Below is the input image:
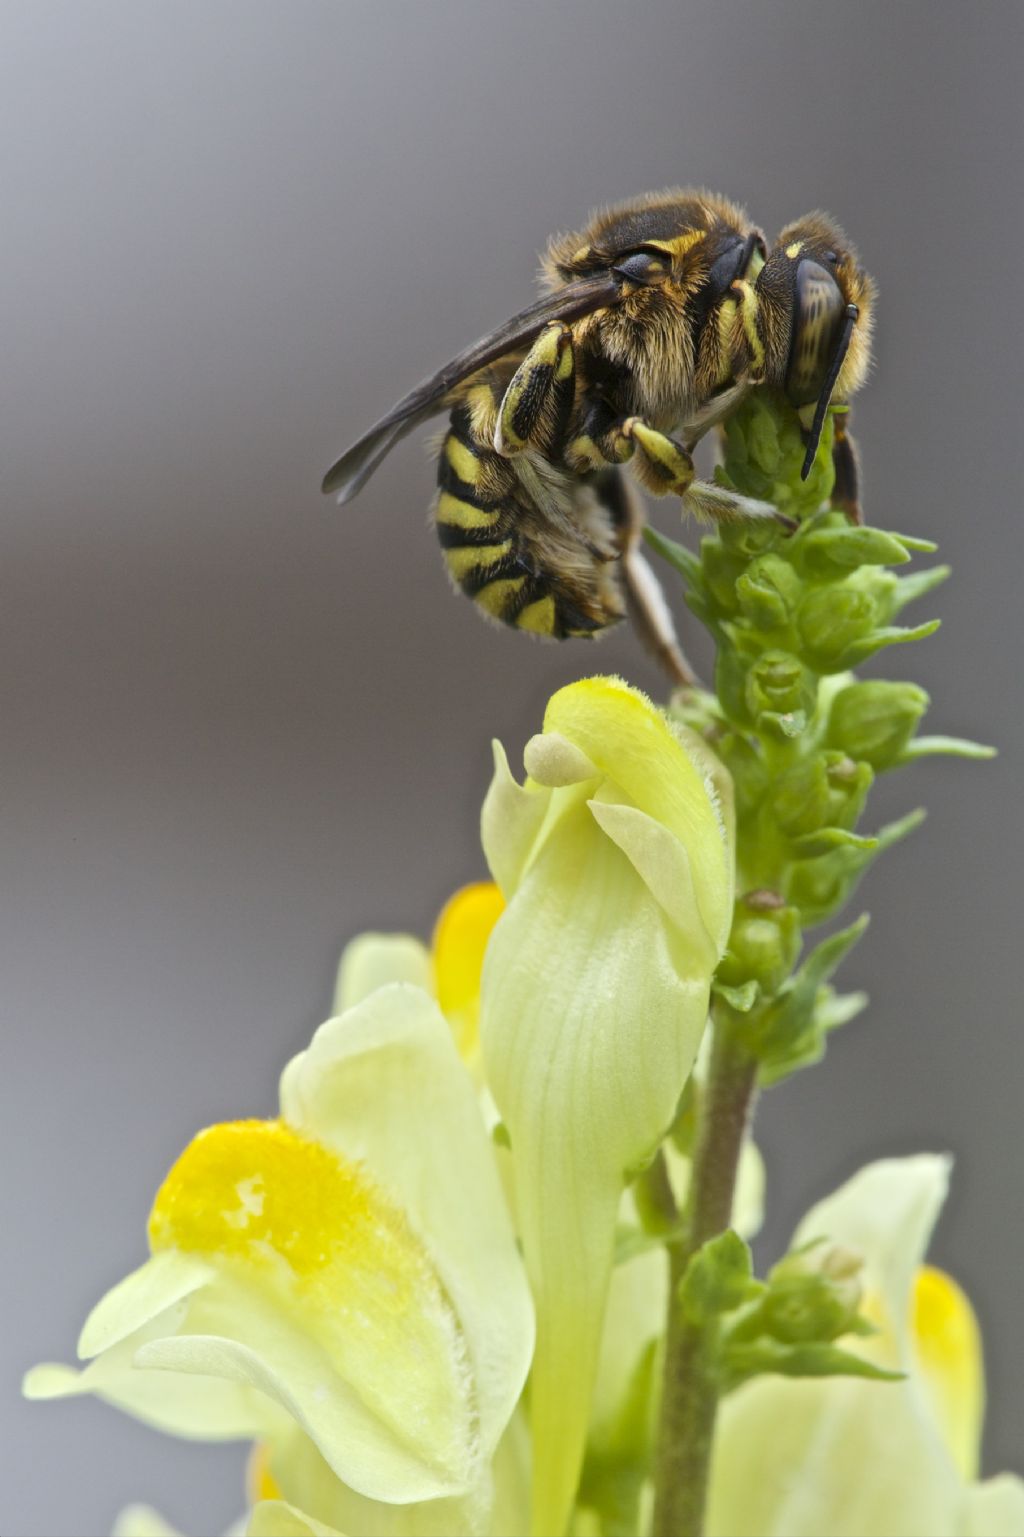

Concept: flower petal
[[432, 882, 505, 1061], [333, 935, 432, 1014], [140, 1114, 476, 1500], [279, 982, 533, 1472], [483, 809, 713, 1532], [913, 1266, 984, 1481], [481, 679, 731, 1535], [792, 1153, 952, 1369], [542, 678, 734, 947], [708, 1155, 969, 1537], [247, 1502, 344, 1537], [254, 1417, 529, 1537], [962, 1474, 1024, 1537], [111, 1506, 186, 1537], [24, 1302, 289, 1442]]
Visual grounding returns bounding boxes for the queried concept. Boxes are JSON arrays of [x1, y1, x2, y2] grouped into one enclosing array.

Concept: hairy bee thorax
[[542, 188, 766, 429]]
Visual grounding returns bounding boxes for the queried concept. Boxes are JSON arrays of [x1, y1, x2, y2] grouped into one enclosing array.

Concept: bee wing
[[321, 272, 621, 501]]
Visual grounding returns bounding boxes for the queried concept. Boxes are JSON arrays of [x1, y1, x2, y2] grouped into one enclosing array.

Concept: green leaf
[[722, 1336, 904, 1390], [643, 524, 703, 587], [897, 734, 997, 763], [680, 1230, 763, 1325]]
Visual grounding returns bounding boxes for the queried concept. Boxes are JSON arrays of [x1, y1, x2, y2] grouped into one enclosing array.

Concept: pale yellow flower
[[480, 675, 734, 1535], [26, 982, 533, 1523], [707, 1156, 1024, 1537]]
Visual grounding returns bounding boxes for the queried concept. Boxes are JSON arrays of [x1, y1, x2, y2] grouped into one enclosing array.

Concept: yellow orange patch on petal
[[149, 1120, 474, 1468], [432, 882, 504, 1059], [248, 1440, 283, 1504], [912, 1264, 984, 1480]]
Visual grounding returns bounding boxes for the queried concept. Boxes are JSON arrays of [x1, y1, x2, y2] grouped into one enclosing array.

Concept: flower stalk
[[644, 389, 990, 1537], [652, 1020, 758, 1537]]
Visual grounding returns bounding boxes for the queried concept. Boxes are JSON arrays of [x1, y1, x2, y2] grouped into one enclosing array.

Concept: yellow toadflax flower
[[479, 675, 734, 1536], [25, 983, 533, 1526], [707, 1155, 1024, 1537]]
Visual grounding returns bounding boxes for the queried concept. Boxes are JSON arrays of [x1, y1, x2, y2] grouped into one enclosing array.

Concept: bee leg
[[596, 470, 697, 687], [831, 411, 862, 523], [564, 399, 634, 474], [494, 322, 575, 456], [679, 378, 752, 451], [624, 417, 796, 532]]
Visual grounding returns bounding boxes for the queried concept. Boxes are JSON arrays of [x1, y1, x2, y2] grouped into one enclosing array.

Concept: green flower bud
[[798, 584, 878, 668], [744, 651, 815, 732], [761, 1241, 864, 1343], [770, 751, 873, 839], [717, 896, 802, 995], [827, 680, 930, 769], [735, 555, 802, 632]]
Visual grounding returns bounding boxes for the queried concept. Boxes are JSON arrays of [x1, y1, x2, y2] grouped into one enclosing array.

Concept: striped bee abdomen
[[434, 404, 626, 639]]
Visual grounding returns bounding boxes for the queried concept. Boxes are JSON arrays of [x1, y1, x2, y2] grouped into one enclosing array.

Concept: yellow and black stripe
[[435, 405, 603, 639]]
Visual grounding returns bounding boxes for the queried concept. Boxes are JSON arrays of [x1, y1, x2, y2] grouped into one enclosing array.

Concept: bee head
[[753, 214, 875, 477]]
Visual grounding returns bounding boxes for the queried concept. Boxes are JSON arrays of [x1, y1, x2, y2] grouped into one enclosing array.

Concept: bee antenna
[[800, 303, 858, 481]]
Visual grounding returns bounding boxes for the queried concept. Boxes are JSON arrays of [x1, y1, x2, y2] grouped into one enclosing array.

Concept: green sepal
[[800, 525, 912, 572], [642, 524, 703, 590], [897, 734, 997, 763], [736, 915, 869, 1078], [813, 986, 869, 1034], [891, 563, 951, 613], [721, 1336, 904, 1393], [614, 1222, 683, 1266], [712, 978, 761, 1013], [840, 618, 941, 668], [891, 533, 939, 554], [679, 1230, 764, 1327], [783, 810, 925, 924], [791, 826, 879, 855]]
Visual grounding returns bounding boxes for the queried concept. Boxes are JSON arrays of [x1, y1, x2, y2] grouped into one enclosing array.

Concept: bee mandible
[[322, 189, 874, 683]]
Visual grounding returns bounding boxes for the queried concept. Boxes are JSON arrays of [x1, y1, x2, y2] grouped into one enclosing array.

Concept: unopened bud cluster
[[650, 390, 987, 1082]]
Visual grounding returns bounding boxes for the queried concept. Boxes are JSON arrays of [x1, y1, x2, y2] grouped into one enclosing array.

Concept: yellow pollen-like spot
[[149, 1120, 397, 1280], [912, 1264, 984, 1480], [516, 595, 557, 635], [444, 542, 513, 582], [148, 1120, 474, 1477], [786, 240, 803, 259], [445, 436, 483, 485], [433, 883, 505, 1060]]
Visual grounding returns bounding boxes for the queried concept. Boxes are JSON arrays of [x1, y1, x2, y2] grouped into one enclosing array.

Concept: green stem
[[651, 1018, 758, 1537]]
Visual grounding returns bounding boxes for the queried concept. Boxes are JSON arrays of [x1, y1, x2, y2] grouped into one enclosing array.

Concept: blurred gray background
[[3, 4, 1022, 1533]]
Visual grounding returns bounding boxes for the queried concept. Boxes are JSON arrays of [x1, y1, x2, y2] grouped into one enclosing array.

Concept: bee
[[322, 189, 874, 683]]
